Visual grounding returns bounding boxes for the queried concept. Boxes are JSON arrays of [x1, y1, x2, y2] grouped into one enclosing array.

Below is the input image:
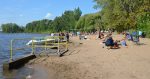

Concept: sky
[[0, 0, 99, 26]]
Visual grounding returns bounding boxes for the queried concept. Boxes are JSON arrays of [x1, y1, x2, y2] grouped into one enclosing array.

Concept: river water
[[0, 33, 48, 79]]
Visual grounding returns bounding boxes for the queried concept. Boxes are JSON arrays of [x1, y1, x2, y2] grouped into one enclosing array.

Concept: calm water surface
[[0, 33, 48, 79]]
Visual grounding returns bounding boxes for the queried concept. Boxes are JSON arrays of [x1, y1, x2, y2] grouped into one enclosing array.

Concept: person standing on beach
[[66, 32, 69, 42]]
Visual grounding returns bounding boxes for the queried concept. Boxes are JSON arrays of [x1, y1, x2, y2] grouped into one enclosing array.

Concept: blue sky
[[0, 0, 98, 26]]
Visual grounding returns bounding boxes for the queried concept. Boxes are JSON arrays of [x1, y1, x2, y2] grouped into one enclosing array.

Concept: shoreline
[[16, 34, 150, 79]]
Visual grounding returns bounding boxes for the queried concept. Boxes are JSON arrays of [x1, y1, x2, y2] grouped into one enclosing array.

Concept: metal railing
[[10, 38, 33, 61], [9, 36, 68, 62]]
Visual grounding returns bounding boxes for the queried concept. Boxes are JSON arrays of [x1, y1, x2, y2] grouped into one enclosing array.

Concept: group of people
[[49, 30, 143, 49], [50, 32, 70, 42], [125, 32, 141, 44], [98, 32, 127, 49], [59, 32, 70, 42], [100, 31, 144, 49]]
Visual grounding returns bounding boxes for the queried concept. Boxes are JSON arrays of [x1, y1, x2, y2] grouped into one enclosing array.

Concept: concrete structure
[[3, 55, 36, 71]]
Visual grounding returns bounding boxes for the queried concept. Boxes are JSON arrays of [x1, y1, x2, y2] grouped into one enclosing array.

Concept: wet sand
[[28, 34, 150, 79]]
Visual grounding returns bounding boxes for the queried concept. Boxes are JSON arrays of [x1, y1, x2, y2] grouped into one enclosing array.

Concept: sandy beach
[[27, 34, 150, 79]]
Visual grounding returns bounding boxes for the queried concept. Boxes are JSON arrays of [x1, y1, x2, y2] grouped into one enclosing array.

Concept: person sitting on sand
[[104, 34, 119, 49], [120, 38, 127, 47], [126, 33, 133, 41], [105, 37, 114, 48], [102, 34, 110, 48]]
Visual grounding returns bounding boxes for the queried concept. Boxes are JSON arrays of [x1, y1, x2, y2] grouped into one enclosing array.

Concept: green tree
[[51, 8, 82, 32], [94, 0, 150, 32], [74, 7, 82, 21], [137, 13, 150, 37], [76, 13, 103, 32], [25, 19, 53, 33], [1, 23, 23, 33], [1, 7, 82, 33]]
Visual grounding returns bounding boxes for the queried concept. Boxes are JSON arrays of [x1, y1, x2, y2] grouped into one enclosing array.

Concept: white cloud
[[45, 13, 52, 19]]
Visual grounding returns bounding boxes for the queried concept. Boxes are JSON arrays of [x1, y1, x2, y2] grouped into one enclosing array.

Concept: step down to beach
[[37, 49, 69, 57]]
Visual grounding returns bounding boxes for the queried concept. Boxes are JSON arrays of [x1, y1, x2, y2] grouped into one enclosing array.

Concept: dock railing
[[9, 36, 68, 62], [10, 38, 33, 62]]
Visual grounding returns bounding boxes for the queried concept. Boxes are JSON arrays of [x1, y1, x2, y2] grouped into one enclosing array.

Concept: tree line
[[1, 7, 82, 33], [1, 1, 150, 37], [76, 0, 149, 37], [92, 0, 150, 37], [1, 23, 24, 33]]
